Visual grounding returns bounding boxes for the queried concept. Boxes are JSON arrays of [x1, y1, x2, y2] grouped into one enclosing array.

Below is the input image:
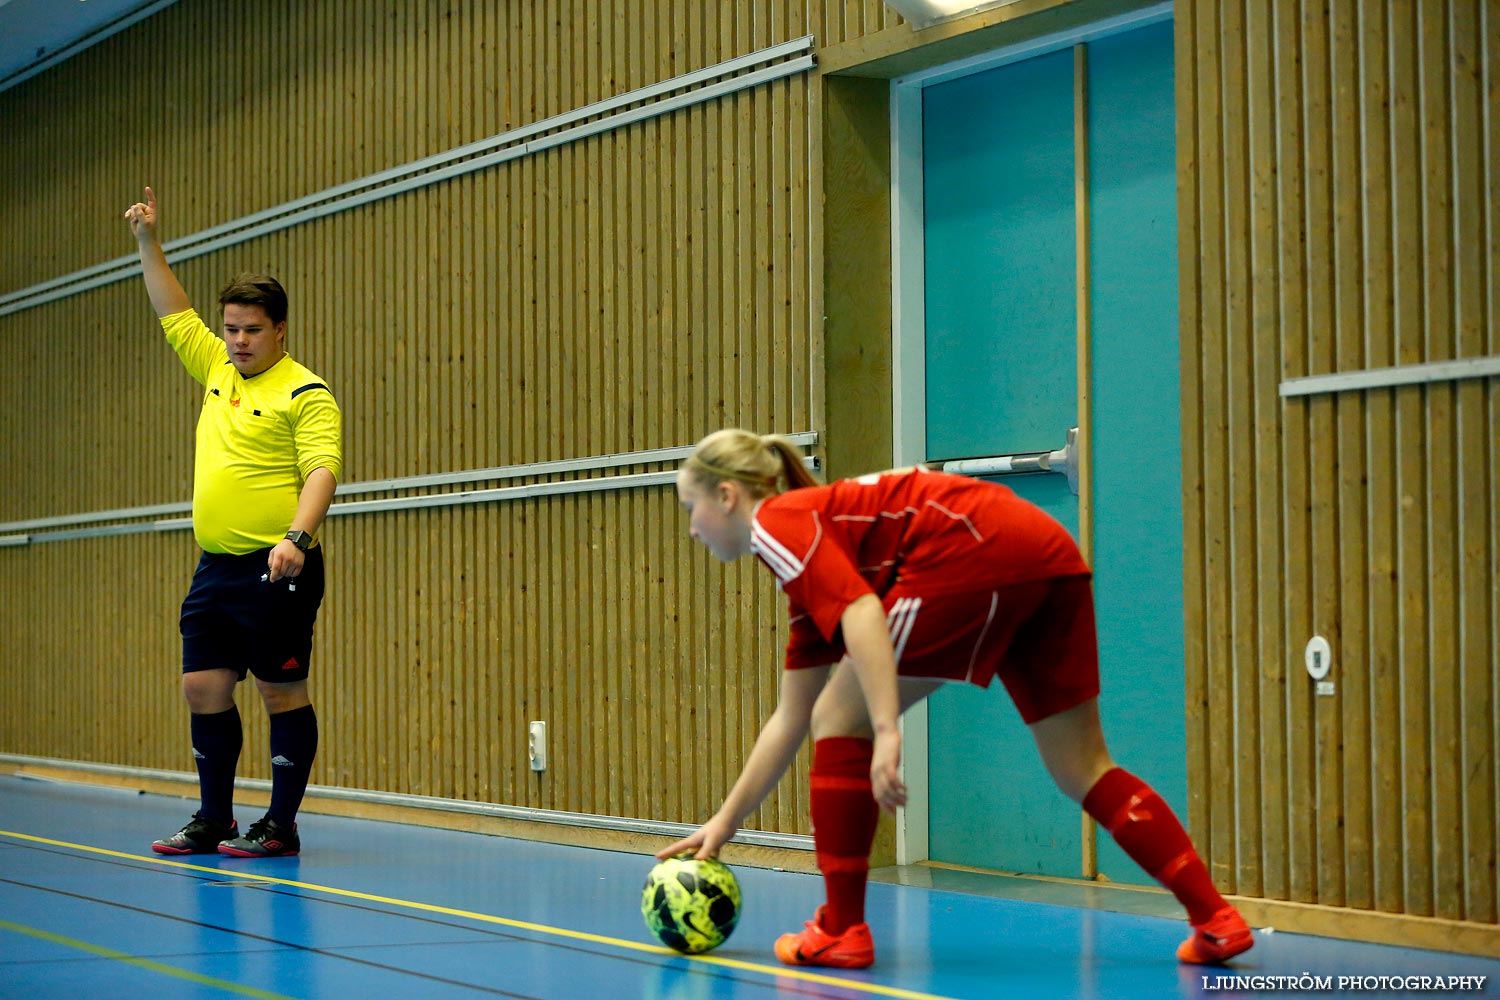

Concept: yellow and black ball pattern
[[641, 855, 742, 954]]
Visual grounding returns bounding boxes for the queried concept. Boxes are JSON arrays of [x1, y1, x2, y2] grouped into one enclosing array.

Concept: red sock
[[1082, 767, 1227, 925], [810, 737, 879, 935]]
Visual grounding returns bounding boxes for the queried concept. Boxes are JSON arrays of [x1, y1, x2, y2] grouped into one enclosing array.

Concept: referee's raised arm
[[124, 186, 191, 317]]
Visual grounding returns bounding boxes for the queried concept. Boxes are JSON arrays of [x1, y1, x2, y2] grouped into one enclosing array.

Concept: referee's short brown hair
[[218, 274, 288, 326]]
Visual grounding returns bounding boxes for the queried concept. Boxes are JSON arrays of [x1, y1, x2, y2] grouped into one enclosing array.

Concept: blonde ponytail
[[683, 429, 819, 497]]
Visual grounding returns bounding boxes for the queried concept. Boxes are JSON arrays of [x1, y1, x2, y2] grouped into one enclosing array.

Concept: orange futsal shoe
[[1177, 906, 1254, 964], [774, 905, 875, 969]]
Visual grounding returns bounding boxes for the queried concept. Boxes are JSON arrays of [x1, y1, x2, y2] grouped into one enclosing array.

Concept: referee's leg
[[150, 667, 243, 854], [183, 668, 241, 824], [256, 677, 318, 830]]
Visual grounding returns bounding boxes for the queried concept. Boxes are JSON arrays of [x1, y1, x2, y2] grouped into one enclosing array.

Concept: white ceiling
[[0, 0, 176, 90]]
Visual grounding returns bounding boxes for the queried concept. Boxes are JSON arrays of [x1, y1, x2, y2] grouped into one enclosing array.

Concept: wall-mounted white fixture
[[1305, 636, 1335, 697], [528, 721, 548, 772]]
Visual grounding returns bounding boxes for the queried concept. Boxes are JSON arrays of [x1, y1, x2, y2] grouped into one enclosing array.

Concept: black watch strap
[[285, 530, 314, 552]]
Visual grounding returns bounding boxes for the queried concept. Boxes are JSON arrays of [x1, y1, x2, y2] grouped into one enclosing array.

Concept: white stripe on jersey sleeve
[[750, 510, 822, 583]]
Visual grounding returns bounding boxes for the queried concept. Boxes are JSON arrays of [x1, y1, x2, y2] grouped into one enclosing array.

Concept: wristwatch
[[284, 530, 314, 552]]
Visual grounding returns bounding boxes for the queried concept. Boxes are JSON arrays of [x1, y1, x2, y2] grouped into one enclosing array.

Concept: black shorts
[[180, 546, 325, 682]]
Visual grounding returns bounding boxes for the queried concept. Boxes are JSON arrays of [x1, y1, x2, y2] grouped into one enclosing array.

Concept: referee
[[126, 187, 342, 858]]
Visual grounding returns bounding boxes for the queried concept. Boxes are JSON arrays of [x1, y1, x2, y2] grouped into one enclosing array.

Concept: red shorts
[[885, 575, 1099, 724]]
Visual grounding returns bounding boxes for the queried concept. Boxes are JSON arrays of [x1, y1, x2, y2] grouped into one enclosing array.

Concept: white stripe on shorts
[[963, 590, 1001, 684], [886, 596, 922, 665]]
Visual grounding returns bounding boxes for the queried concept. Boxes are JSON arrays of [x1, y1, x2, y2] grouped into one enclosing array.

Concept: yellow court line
[[0, 916, 293, 1000], [1, 829, 957, 1000]]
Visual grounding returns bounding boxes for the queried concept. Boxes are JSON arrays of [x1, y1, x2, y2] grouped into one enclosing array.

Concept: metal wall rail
[[1, 36, 815, 317], [0, 753, 813, 850], [0, 432, 821, 546], [1279, 355, 1500, 397]]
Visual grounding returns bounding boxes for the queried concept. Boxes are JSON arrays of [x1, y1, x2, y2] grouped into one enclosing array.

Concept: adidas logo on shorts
[[271, 755, 294, 767]]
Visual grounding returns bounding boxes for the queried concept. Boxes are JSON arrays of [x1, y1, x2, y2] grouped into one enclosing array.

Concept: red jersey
[[750, 467, 1089, 666]]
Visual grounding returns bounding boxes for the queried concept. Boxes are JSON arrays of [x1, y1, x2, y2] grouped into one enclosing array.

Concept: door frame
[[887, 0, 1173, 866]]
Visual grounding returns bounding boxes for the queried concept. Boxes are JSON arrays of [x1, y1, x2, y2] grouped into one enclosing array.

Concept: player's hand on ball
[[657, 814, 736, 861]]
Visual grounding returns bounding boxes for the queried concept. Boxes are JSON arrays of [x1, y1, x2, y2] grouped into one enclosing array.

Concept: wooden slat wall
[[1180, 0, 1498, 925], [0, 0, 894, 836]]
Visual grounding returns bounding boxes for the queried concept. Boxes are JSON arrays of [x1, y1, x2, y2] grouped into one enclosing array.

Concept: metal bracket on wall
[[931, 426, 1080, 496]]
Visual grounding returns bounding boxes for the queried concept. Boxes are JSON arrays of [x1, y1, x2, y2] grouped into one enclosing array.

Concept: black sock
[[267, 704, 318, 826], [190, 706, 242, 824]]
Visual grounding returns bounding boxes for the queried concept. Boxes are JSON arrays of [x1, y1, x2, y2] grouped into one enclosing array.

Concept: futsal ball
[[641, 854, 742, 954]]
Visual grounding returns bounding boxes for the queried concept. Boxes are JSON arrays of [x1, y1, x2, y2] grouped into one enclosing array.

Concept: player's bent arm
[[715, 691, 815, 824], [839, 594, 901, 737], [839, 593, 907, 811], [664, 666, 829, 860]]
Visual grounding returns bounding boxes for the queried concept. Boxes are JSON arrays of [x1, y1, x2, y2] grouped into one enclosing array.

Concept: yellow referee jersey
[[163, 309, 343, 555]]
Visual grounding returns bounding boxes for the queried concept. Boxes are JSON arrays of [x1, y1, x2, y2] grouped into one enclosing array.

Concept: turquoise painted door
[[923, 45, 1083, 877], [921, 19, 1182, 883]]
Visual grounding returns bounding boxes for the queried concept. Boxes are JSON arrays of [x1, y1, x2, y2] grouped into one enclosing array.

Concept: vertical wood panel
[[1419, 1, 1462, 923], [1198, 0, 1234, 893], [1071, 42, 1100, 874], [1272, 0, 1308, 905], [1389, 0, 1437, 920], [1221, 0, 1265, 899], [1455, 0, 1498, 927], [1355, 0, 1405, 920], [1329, 0, 1373, 914], [1175, 0, 1213, 875], [1274, 0, 1312, 909], [1246, 0, 1286, 905], [1301, 0, 1344, 909]]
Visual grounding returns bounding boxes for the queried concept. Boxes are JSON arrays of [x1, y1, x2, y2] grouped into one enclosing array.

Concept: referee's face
[[221, 303, 287, 376]]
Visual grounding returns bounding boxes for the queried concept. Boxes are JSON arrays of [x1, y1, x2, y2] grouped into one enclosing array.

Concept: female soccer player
[[656, 429, 1252, 969]]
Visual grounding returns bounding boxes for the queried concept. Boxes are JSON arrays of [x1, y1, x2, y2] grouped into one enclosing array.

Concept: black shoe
[[218, 816, 300, 858], [152, 814, 238, 855]]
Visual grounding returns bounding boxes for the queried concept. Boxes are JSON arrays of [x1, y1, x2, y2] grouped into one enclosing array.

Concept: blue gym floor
[[1, 775, 1495, 999]]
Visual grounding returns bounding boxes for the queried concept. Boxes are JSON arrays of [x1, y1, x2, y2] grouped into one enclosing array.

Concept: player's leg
[[810, 666, 939, 921], [775, 657, 939, 969], [1029, 699, 1252, 962], [778, 585, 1025, 968], [1016, 578, 1252, 964]]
